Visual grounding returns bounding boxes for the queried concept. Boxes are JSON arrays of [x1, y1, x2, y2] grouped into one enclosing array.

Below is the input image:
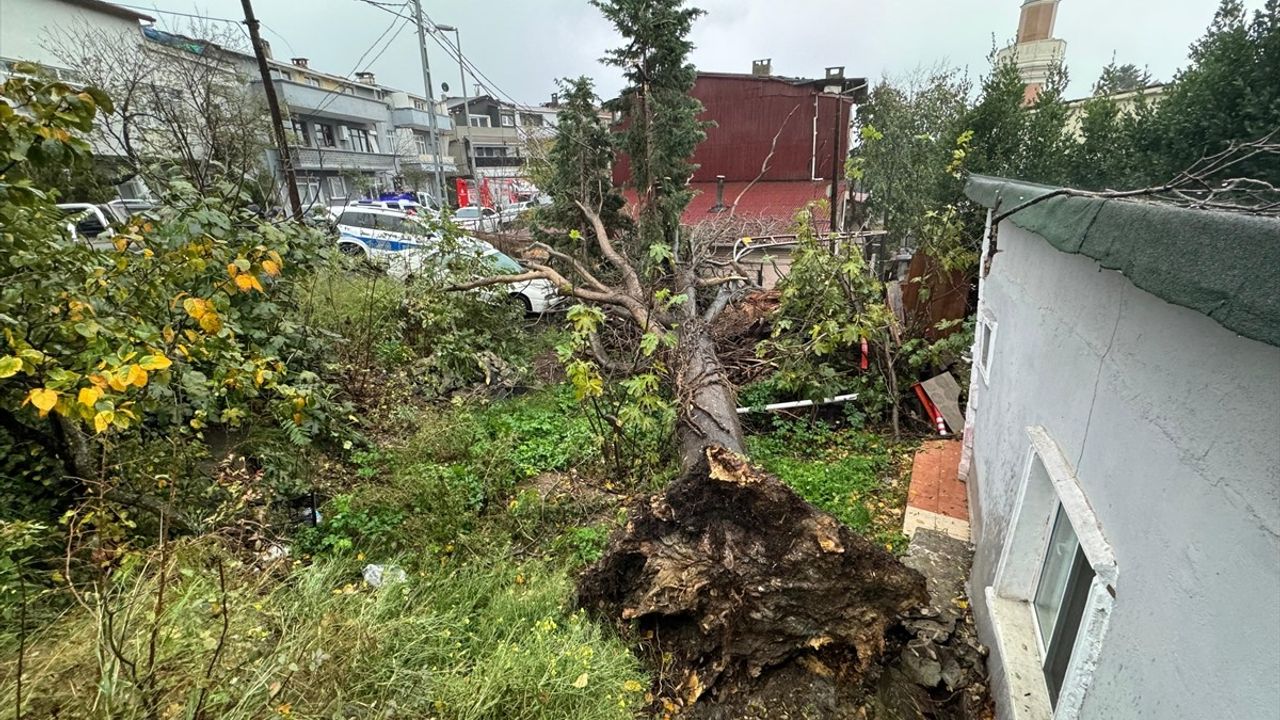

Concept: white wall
[[0, 0, 142, 70], [968, 221, 1280, 719]]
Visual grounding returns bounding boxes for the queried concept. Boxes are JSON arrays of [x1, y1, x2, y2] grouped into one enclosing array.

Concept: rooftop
[[967, 174, 1280, 348]]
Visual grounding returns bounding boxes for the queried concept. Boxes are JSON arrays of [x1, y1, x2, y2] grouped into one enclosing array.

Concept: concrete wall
[[0, 0, 141, 69], [968, 221, 1280, 718]]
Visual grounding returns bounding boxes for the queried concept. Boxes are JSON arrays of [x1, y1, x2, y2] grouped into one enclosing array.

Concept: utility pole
[[240, 0, 302, 220], [454, 28, 476, 191], [827, 93, 843, 239], [410, 0, 446, 207]]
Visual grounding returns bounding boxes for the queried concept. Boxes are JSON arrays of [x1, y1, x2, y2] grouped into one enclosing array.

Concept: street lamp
[[434, 23, 476, 196]]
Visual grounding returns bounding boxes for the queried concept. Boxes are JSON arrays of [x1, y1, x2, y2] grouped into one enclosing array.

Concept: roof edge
[[966, 174, 1280, 349], [64, 0, 154, 22]]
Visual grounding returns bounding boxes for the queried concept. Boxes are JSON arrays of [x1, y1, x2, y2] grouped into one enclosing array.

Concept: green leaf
[[648, 243, 673, 264], [639, 332, 659, 357], [0, 356, 21, 378]]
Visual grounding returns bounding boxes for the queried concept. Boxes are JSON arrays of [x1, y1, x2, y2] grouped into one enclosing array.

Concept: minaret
[[996, 0, 1067, 104]]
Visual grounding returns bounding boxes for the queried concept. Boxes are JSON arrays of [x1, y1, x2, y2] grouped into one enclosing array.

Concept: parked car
[[335, 206, 441, 277], [451, 205, 500, 233], [496, 201, 532, 226], [57, 202, 127, 249], [334, 206, 561, 313], [440, 239, 560, 312]]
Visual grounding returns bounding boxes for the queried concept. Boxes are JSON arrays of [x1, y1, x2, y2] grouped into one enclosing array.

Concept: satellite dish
[[441, 81, 450, 93]]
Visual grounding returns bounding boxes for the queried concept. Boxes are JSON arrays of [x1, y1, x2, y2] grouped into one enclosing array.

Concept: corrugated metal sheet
[[612, 74, 854, 186]]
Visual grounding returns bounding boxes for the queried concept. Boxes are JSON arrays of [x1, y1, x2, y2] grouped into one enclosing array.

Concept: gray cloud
[[137, 0, 1258, 103]]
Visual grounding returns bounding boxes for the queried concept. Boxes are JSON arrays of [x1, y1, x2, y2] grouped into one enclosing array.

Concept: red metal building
[[616, 64, 865, 233]]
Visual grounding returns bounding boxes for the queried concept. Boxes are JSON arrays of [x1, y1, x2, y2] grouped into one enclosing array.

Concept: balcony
[[258, 79, 389, 123], [402, 153, 458, 173], [289, 146, 398, 172], [474, 156, 525, 168], [391, 106, 453, 132]]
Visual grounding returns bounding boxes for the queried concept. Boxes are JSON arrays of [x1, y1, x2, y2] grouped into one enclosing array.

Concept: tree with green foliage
[[531, 76, 629, 249], [849, 67, 971, 245], [1148, 0, 1280, 185], [457, 0, 754, 473]]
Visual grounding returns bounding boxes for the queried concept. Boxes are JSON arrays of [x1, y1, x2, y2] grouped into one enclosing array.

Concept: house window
[[522, 113, 544, 127], [305, 76, 321, 88], [413, 99, 427, 111], [290, 119, 311, 147], [1033, 503, 1096, 707], [317, 123, 336, 147], [327, 176, 346, 199], [469, 116, 490, 128], [298, 178, 321, 207], [976, 309, 997, 384], [414, 132, 430, 156], [988, 427, 1117, 720], [349, 128, 372, 153], [500, 114, 515, 127]]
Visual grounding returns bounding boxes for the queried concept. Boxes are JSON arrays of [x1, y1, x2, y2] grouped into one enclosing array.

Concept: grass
[[4, 542, 645, 720], [747, 419, 915, 552]]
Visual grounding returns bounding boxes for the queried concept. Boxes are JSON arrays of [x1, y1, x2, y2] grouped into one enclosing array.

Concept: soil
[[578, 446, 952, 718]]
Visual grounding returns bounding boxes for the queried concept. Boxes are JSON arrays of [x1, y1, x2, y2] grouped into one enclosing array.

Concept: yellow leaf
[[107, 370, 129, 392], [254, 368, 266, 387], [0, 356, 21, 378], [125, 364, 148, 388], [26, 388, 58, 416], [623, 680, 644, 693], [162, 326, 176, 343], [262, 259, 280, 277], [234, 273, 262, 293], [138, 354, 172, 371], [77, 387, 101, 407], [113, 236, 128, 252], [267, 249, 283, 268], [88, 373, 108, 389], [94, 410, 114, 433], [198, 312, 222, 333], [227, 262, 240, 278], [572, 673, 589, 689], [250, 274, 264, 292], [183, 297, 209, 319]]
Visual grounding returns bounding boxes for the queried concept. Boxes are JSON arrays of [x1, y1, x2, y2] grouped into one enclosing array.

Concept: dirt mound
[[577, 446, 930, 718]]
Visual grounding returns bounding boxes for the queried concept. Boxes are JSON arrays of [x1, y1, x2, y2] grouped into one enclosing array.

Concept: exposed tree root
[[578, 446, 933, 718]]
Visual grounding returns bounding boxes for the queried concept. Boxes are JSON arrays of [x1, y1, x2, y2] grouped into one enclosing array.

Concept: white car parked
[[334, 206, 561, 313], [451, 205, 500, 233]]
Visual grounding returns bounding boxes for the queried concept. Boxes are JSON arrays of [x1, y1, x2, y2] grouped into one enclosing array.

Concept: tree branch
[[576, 200, 645, 297]]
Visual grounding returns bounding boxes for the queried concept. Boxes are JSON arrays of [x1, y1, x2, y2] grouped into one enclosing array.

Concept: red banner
[[455, 178, 471, 207]]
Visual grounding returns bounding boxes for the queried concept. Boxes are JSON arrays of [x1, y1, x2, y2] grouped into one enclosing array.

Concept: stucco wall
[[0, 0, 141, 69], [968, 221, 1280, 718]]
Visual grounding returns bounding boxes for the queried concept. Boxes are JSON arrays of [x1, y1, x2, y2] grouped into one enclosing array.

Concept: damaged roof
[[966, 174, 1280, 349]]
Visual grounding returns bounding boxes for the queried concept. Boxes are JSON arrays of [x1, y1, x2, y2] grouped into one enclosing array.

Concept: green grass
[[747, 419, 913, 551], [5, 542, 645, 720]]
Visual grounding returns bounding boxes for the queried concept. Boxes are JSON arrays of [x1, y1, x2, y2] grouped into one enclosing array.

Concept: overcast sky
[[132, 0, 1254, 104]]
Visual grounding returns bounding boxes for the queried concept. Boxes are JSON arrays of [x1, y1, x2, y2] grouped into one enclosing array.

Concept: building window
[[413, 99, 427, 111], [469, 116, 490, 127], [1033, 503, 1095, 707], [317, 123, 336, 147], [500, 114, 515, 127], [414, 133, 430, 156], [987, 426, 1117, 720], [327, 176, 346, 199], [976, 309, 997, 384], [305, 76, 321, 88], [298, 178, 321, 207], [349, 128, 372, 153], [521, 113, 544, 127], [290, 119, 311, 147]]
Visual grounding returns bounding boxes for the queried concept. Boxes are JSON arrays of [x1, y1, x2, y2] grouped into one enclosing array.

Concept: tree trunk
[[673, 324, 745, 474]]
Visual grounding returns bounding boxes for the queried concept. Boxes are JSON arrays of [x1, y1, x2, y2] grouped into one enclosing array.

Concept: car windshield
[[488, 252, 522, 273], [454, 207, 481, 219]]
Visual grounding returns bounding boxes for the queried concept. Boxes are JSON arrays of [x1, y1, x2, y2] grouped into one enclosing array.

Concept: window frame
[[976, 308, 997, 385], [987, 426, 1117, 720], [317, 124, 336, 148], [349, 127, 372, 153]]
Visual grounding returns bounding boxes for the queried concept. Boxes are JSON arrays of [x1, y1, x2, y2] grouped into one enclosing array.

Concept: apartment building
[[445, 95, 559, 182]]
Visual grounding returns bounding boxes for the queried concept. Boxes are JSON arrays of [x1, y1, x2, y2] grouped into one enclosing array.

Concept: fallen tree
[[449, 1, 970, 715]]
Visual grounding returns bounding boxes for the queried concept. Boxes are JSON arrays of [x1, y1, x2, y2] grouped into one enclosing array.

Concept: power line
[[308, 5, 411, 117]]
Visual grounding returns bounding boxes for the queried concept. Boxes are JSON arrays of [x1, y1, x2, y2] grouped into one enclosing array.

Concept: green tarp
[[966, 175, 1280, 349]]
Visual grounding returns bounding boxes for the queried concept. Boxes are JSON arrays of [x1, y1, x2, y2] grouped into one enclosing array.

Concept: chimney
[[752, 58, 772, 77], [290, 57, 309, 68], [710, 175, 727, 213], [355, 71, 376, 84], [550, 93, 559, 107]]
